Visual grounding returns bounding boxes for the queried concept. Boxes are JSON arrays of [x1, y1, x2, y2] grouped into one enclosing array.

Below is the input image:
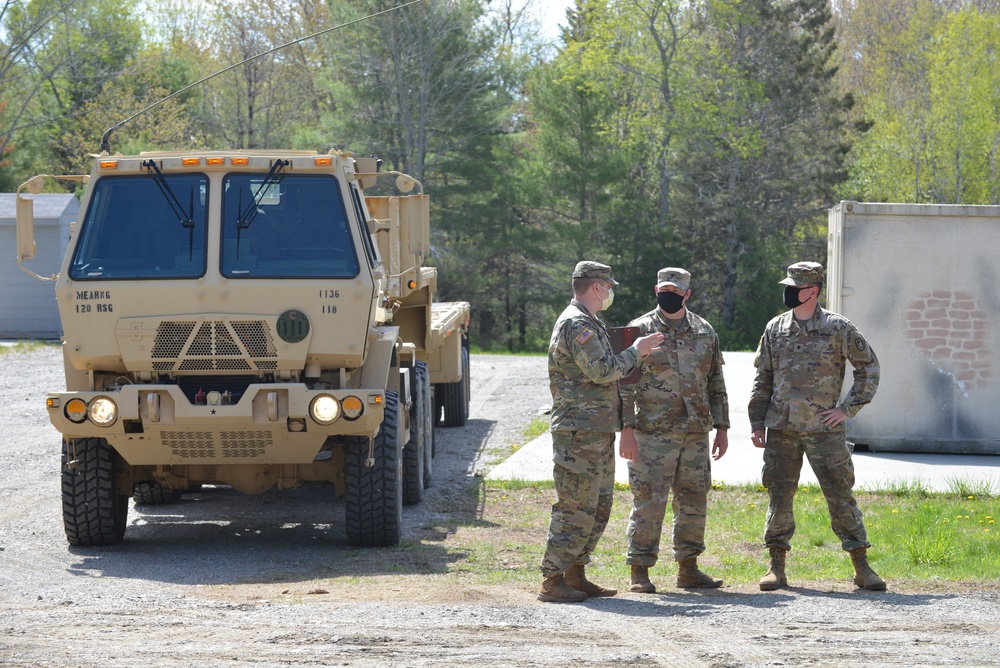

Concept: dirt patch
[[2, 348, 999, 667]]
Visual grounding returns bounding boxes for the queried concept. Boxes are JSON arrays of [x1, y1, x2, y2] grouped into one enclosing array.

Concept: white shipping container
[[827, 201, 1000, 454]]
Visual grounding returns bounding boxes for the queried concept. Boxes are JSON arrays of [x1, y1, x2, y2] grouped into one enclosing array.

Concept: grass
[[520, 417, 550, 444], [343, 479, 999, 591], [0, 340, 57, 355]]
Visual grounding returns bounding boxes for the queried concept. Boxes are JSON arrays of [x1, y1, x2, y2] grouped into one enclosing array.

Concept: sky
[[523, 0, 574, 41]]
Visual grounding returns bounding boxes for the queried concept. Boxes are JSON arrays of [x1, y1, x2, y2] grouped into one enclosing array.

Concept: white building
[[0, 193, 79, 339]]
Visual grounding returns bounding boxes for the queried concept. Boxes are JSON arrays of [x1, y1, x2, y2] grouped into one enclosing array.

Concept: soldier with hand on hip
[[539, 261, 664, 603], [749, 261, 886, 592]]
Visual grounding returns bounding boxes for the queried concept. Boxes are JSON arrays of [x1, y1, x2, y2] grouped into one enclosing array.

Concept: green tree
[[670, 0, 852, 345], [3, 0, 146, 181], [924, 9, 1000, 203], [840, 2, 1000, 204]]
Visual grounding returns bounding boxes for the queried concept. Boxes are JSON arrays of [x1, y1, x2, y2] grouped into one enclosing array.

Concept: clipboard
[[607, 325, 642, 385]]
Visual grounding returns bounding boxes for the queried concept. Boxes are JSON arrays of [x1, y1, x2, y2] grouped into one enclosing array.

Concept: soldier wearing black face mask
[[619, 267, 730, 593], [749, 261, 884, 593]]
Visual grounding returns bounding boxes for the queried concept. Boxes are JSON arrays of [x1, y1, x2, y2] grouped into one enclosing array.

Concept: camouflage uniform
[[621, 305, 729, 567], [749, 265, 879, 553], [542, 265, 641, 577]]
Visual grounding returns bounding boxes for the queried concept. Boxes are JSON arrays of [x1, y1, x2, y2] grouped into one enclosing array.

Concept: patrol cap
[[779, 261, 824, 286], [572, 261, 619, 286], [656, 267, 690, 291]]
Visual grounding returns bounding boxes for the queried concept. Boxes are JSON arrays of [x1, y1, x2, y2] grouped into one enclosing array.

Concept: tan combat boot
[[564, 563, 617, 597], [759, 547, 788, 591], [676, 557, 723, 589], [537, 573, 588, 603], [629, 564, 656, 593], [850, 547, 887, 591]]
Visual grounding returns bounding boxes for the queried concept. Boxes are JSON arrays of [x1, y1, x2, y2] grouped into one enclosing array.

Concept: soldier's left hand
[[712, 429, 728, 460], [818, 407, 848, 428], [619, 428, 638, 460]]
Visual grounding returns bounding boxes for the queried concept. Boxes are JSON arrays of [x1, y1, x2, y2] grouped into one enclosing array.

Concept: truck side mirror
[[15, 176, 44, 261], [354, 157, 380, 190], [16, 195, 35, 260]]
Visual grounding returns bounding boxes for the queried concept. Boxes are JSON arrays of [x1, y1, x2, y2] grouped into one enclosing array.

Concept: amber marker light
[[206, 157, 225, 166], [407, 280, 417, 290], [342, 395, 364, 421], [314, 157, 333, 166], [64, 398, 87, 423], [182, 157, 200, 166], [231, 157, 250, 166], [99, 160, 119, 170]]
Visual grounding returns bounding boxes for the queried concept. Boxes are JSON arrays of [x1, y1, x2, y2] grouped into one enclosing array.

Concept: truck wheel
[[441, 345, 470, 427], [415, 361, 434, 487], [133, 481, 183, 505], [403, 374, 425, 505], [345, 390, 402, 547], [62, 437, 128, 546]]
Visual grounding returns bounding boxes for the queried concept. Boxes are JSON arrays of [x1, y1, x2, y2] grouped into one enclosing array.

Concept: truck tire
[[403, 372, 425, 505], [415, 361, 434, 487], [345, 390, 402, 547], [133, 481, 184, 505], [441, 345, 470, 427], [62, 437, 128, 546]]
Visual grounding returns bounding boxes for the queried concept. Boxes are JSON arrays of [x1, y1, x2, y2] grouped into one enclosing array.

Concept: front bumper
[[46, 383, 385, 465]]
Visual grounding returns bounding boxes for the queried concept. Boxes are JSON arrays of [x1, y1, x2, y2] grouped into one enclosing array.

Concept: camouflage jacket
[[748, 307, 879, 433], [548, 299, 641, 432], [621, 308, 729, 433]]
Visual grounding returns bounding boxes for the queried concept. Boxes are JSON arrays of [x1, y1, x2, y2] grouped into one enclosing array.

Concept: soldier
[[619, 267, 729, 593], [749, 261, 886, 591], [540, 261, 664, 603]]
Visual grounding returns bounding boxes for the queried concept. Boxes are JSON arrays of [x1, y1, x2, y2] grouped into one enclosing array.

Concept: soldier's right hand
[[634, 332, 665, 357]]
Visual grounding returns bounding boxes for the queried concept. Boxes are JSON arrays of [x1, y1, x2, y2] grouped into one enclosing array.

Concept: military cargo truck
[[15, 149, 470, 547]]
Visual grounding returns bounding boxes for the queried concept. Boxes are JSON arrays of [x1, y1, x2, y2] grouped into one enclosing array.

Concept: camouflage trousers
[[762, 429, 870, 552], [625, 430, 711, 566], [540, 430, 616, 576]]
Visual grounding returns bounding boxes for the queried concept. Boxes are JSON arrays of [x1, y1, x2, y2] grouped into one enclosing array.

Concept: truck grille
[[151, 320, 277, 372], [161, 429, 272, 458]]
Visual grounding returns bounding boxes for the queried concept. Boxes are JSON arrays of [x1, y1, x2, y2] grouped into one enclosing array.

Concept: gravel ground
[[2, 347, 999, 668]]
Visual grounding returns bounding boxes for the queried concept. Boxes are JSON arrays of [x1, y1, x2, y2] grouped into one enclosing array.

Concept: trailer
[[827, 201, 1000, 454]]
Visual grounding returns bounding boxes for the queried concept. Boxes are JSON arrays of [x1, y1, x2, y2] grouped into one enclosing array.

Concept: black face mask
[[783, 285, 810, 309], [657, 291, 685, 314]]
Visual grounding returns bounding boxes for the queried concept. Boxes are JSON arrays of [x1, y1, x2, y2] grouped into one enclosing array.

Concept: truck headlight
[[342, 395, 364, 421], [88, 396, 118, 427], [309, 394, 341, 425]]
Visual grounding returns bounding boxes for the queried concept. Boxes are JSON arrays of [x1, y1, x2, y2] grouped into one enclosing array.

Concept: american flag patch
[[576, 329, 594, 344]]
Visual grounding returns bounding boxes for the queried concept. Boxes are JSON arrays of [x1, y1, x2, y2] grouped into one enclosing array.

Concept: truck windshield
[[221, 174, 360, 278], [69, 174, 209, 280]]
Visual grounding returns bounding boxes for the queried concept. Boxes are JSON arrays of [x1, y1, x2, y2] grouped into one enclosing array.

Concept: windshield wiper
[[143, 159, 196, 260], [235, 159, 288, 258]]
